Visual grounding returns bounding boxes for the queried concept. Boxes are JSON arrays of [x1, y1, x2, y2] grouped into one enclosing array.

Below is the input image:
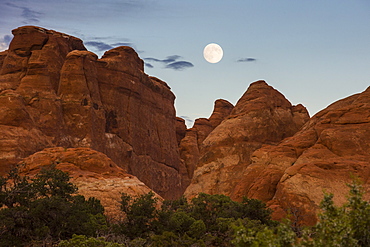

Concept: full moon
[[203, 43, 223, 63]]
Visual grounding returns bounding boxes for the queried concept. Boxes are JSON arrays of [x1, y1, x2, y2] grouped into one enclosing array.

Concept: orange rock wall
[[0, 26, 185, 199]]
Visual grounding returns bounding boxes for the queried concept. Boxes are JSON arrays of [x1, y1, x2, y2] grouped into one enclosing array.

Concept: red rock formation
[[19, 147, 162, 221], [184, 81, 310, 200], [179, 99, 234, 182], [175, 117, 187, 145], [242, 86, 370, 225], [0, 26, 185, 199]]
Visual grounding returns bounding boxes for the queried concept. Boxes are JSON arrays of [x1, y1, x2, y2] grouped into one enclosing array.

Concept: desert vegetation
[[1, 166, 369, 246]]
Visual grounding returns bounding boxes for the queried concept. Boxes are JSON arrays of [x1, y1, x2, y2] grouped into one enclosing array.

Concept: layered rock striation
[[0, 26, 185, 199]]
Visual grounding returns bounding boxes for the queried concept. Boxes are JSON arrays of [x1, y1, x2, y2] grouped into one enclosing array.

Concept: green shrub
[[59, 234, 125, 247], [0, 165, 107, 246]]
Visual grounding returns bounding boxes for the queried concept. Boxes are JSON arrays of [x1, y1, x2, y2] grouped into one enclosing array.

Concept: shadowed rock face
[[19, 147, 162, 221], [0, 26, 185, 199], [184, 81, 310, 201], [179, 99, 234, 186]]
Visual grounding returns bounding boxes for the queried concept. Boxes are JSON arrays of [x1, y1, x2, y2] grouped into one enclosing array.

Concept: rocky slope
[[0, 26, 186, 199], [18, 147, 162, 221]]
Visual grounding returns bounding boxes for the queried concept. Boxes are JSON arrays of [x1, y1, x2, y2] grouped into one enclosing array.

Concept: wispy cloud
[[85, 41, 113, 51], [237, 58, 257, 62], [166, 61, 194, 71], [179, 115, 194, 127], [112, 42, 134, 47], [0, 35, 12, 51], [5, 2, 43, 24], [85, 40, 136, 53], [144, 55, 181, 64], [144, 62, 154, 68], [144, 55, 194, 71]]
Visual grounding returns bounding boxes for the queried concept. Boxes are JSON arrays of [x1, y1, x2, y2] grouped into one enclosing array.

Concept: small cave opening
[[105, 110, 119, 134]]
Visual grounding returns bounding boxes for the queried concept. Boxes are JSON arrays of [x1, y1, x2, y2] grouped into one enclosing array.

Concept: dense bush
[[59, 234, 125, 247], [0, 165, 107, 246], [115, 191, 276, 246]]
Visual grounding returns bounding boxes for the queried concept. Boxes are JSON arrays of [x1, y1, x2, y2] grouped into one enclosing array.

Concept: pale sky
[[1, 0, 369, 126]]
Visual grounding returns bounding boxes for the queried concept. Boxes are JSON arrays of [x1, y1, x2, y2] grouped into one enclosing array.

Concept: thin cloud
[[144, 62, 154, 68], [144, 55, 182, 64], [179, 115, 194, 128], [85, 41, 136, 52], [143, 55, 194, 71], [111, 42, 134, 47], [144, 57, 162, 62], [3, 35, 11, 44], [166, 61, 194, 71], [6, 2, 43, 23], [237, 58, 257, 62], [162, 55, 181, 63], [0, 35, 12, 51], [85, 41, 113, 51], [179, 116, 194, 123]]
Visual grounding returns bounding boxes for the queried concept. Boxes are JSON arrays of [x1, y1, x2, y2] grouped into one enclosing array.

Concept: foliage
[[232, 217, 298, 247], [114, 192, 276, 246], [117, 191, 158, 239], [58, 234, 126, 247], [3, 163, 370, 247], [299, 180, 370, 247], [231, 179, 370, 247], [0, 165, 107, 246]]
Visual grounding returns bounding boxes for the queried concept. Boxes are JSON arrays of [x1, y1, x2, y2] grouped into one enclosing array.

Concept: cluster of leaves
[[112, 192, 276, 246], [0, 165, 107, 246]]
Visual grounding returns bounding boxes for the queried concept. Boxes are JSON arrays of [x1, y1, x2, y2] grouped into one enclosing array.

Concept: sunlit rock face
[[19, 147, 163, 221], [184, 81, 310, 201], [260, 86, 370, 225], [185, 80, 370, 226], [0, 26, 186, 199]]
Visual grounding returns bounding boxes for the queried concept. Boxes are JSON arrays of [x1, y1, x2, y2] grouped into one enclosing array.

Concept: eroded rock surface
[[251, 86, 370, 225], [184, 81, 310, 201], [19, 147, 162, 221], [0, 26, 185, 199], [179, 99, 234, 183]]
